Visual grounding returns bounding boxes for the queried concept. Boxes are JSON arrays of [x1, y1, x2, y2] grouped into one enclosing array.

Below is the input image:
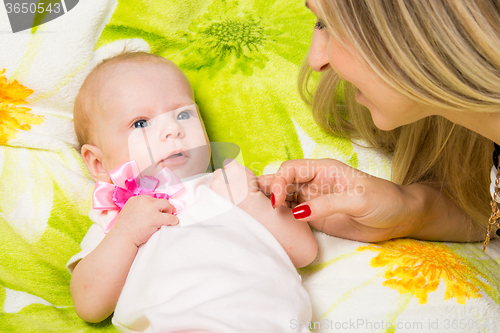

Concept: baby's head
[[74, 52, 210, 183]]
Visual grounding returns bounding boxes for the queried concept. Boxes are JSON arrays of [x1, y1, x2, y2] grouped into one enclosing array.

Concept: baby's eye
[[132, 119, 150, 128], [314, 19, 326, 30], [177, 111, 191, 120]]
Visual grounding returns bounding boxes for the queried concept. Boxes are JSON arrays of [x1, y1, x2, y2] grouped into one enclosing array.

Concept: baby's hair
[[73, 50, 174, 150]]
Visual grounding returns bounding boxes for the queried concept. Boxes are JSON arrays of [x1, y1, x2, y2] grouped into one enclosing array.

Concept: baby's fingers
[[154, 199, 180, 226], [257, 174, 273, 195], [155, 198, 176, 214], [161, 213, 179, 226]]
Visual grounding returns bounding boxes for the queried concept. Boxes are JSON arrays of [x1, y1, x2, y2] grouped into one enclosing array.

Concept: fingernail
[[271, 192, 276, 208], [292, 205, 311, 219]]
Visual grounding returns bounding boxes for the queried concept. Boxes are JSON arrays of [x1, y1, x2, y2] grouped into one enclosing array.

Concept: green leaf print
[[0, 182, 116, 331]]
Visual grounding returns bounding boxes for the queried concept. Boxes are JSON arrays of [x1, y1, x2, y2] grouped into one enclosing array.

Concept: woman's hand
[[258, 159, 421, 242]]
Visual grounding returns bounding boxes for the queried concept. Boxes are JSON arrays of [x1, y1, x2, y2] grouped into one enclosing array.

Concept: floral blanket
[[0, 0, 499, 332]]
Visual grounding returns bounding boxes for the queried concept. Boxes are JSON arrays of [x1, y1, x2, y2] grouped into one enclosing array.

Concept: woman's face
[[306, 0, 429, 130]]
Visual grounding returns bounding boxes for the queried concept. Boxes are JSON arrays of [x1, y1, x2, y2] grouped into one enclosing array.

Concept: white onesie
[[67, 173, 312, 333]]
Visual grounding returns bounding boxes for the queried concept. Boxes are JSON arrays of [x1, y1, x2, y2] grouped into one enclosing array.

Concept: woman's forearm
[[401, 183, 485, 242], [70, 227, 138, 323]]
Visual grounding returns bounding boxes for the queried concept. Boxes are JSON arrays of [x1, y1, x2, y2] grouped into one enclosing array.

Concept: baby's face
[[94, 61, 210, 180]]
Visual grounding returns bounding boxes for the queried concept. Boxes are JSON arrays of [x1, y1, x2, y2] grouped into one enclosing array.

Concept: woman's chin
[[371, 114, 399, 131]]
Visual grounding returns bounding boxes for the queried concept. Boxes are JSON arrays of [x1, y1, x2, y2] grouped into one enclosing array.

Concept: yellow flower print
[[359, 239, 491, 304], [0, 69, 44, 144]]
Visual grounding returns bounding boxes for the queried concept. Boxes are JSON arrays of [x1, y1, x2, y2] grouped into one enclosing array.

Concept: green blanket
[[1, 0, 499, 332]]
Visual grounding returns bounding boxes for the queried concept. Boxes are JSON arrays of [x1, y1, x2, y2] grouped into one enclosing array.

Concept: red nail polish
[[292, 205, 311, 219], [271, 192, 276, 208]]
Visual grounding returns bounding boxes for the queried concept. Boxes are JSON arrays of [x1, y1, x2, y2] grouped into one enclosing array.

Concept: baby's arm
[[70, 196, 178, 323], [210, 161, 317, 268], [241, 191, 318, 268]]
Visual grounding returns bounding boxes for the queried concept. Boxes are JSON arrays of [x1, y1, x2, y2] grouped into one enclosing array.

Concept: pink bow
[[93, 161, 186, 233]]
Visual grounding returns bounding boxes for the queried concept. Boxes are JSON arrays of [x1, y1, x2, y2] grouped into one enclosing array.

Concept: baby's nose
[[164, 122, 184, 139]]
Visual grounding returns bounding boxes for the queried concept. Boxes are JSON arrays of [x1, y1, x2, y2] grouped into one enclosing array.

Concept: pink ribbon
[[93, 160, 186, 233]]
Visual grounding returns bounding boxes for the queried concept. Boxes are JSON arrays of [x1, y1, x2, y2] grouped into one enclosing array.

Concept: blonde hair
[[73, 51, 174, 148], [300, 0, 500, 231]]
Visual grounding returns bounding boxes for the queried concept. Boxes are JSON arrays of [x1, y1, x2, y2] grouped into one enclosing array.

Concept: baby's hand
[[210, 159, 259, 208], [112, 195, 179, 247]]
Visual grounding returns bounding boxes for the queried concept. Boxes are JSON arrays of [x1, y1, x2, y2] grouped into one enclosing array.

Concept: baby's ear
[[81, 144, 111, 183]]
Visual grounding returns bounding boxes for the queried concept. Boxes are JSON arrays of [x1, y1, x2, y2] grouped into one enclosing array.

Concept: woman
[[258, 0, 500, 246]]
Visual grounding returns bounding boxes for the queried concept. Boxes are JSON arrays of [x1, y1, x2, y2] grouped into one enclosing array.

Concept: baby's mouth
[[161, 150, 188, 167], [166, 152, 183, 159]]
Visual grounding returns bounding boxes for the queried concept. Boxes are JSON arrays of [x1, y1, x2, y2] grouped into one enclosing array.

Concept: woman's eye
[[315, 19, 326, 30], [177, 111, 191, 120], [132, 119, 150, 128]]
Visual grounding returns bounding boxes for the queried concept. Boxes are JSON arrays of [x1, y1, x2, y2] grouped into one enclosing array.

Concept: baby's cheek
[[126, 127, 163, 172], [102, 147, 126, 173]]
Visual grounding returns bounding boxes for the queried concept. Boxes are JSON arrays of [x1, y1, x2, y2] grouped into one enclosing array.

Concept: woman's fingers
[[260, 159, 358, 209], [290, 185, 402, 242], [260, 159, 412, 242], [307, 212, 394, 243], [291, 191, 358, 221], [269, 159, 322, 207], [257, 174, 301, 196]]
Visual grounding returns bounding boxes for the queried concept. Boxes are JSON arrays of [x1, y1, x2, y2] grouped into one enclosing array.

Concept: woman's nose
[[308, 29, 330, 72]]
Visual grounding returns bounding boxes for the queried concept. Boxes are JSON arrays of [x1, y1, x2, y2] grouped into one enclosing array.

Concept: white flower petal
[[3, 288, 53, 313], [0, 145, 4, 177], [93, 38, 150, 64], [37, 149, 94, 216], [293, 118, 354, 163], [292, 119, 316, 158], [0, 148, 52, 243], [351, 138, 392, 180], [262, 161, 283, 175], [0, 1, 119, 114]]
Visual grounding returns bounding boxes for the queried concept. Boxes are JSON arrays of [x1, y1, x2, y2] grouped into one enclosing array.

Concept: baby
[[67, 51, 316, 332]]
